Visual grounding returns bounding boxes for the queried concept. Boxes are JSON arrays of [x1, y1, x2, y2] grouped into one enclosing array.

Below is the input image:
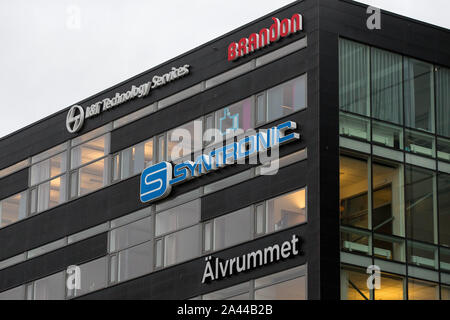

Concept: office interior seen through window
[[0, 0, 448, 300]]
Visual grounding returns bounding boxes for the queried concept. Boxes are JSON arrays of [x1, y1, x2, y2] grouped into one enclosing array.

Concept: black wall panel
[[0, 233, 107, 292], [0, 168, 28, 200]]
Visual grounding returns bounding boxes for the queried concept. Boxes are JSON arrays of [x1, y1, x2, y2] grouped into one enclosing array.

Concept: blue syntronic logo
[[140, 121, 300, 203], [140, 161, 173, 203]]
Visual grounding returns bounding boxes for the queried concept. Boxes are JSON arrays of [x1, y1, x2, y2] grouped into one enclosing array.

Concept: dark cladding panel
[[0, 233, 107, 292], [0, 168, 28, 200]]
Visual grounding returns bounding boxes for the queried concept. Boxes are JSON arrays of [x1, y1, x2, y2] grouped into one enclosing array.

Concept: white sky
[[0, 0, 448, 139]]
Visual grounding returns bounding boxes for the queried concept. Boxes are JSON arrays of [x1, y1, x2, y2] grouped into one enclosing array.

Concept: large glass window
[[36, 176, 66, 212], [371, 47, 403, 124], [374, 273, 405, 300], [340, 265, 371, 300], [71, 134, 109, 169], [216, 99, 253, 137], [0, 191, 27, 228], [117, 241, 152, 282], [33, 272, 65, 300], [109, 216, 152, 253], [120, 138, 153, 179], [212, 207, 252, 251], [266, 74, 306, 122], [339, 39, 370, 116], [438, 173, 450, 247], [0, 286, 25, 300], [168, 120, 203, 161], [405, 165, 437, 244], [162, 224, 201, 267], [435, 67, 450, 138], [77, 158, 108, 196], [264, 188, 306, 234], [155, 199, 200, 237], [70, 257, 107, 297], [30, 152, 67, 186], [340, 155, 370, 229], [408, 278, 439, 300], [254, 265, 307, 300], [372, 159, 404, 237], [404, 58, 435, 132]]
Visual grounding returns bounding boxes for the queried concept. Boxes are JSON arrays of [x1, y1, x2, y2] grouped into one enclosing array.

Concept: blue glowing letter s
[[140, 162, 172, 203]]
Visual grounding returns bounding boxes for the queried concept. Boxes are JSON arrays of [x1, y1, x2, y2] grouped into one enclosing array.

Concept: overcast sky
[[0, 0, 448, 139]]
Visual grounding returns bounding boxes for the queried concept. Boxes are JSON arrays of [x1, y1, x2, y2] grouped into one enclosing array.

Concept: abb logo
[[228, 13, 303, 62]]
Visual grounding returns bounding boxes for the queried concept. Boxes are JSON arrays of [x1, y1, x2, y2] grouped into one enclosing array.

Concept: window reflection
[[71, 135, 109, 169], [0, 191, 27, 228], [265, 189, 306, 233], [267, 75, 306, 122], [78, 158, 107, 196], [340, 155, 369, 229]]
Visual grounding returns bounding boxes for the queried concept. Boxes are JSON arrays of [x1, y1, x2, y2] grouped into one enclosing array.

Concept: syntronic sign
[[228, 13, 303, 61], [140, 121, 300, 204], [202, 234, 301, 283], [66, 65, 190, 133]]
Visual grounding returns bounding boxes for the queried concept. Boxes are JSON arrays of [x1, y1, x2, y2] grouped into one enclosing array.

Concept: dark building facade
[[0, 0, 448, 300]]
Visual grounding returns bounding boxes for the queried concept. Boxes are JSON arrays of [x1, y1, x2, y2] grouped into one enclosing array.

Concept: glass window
[[78, 158, 107, 196], [71, 134, 109, 169], [407, 241, 438, 270], [121, 139, 153, 179], [118, 241, 152, 282], [436, 66, 450, 137], [372, 121, 403, 150], [374, 273, 405, 300], [339, 39, 370, 116], [168, 120, 203, 161], [340, 155, 370, 229], [442, 286, 450, 300], [267, 74, 306, 122], [265, 189, 306, 234], [155, 199, 200, 237], [405, 165, 437, 244], [213, 207, 252, 251], [215, 98, 253, 137], [203, 282, 250, 300], [405, 129, 436, 158], [33, 272, 65, 300], [30, 152, 67, 186], [372, 160, 404, 237], [437, 138, 450, 162], [109, 216, 152, 253], [254, 265, 307, 300], [371, 47, 403, 124], [72, 257, 107, 297], [0, 191, 27, 228], [254, 276, 306, 300], [0, 286, 25, 300], [341, 265, 371, 300], [164, 224, 201, 267], [408, 278, 439, 300], [440, 247, 450, 273], [438, 173, 450, 247], [373, 234, 405, 262], [404, 58, 435, 132], [31, 143, 67, 164], [340, 226, 372, 256], [339, 112, 370, 141], [37, 176, 66, 212]]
